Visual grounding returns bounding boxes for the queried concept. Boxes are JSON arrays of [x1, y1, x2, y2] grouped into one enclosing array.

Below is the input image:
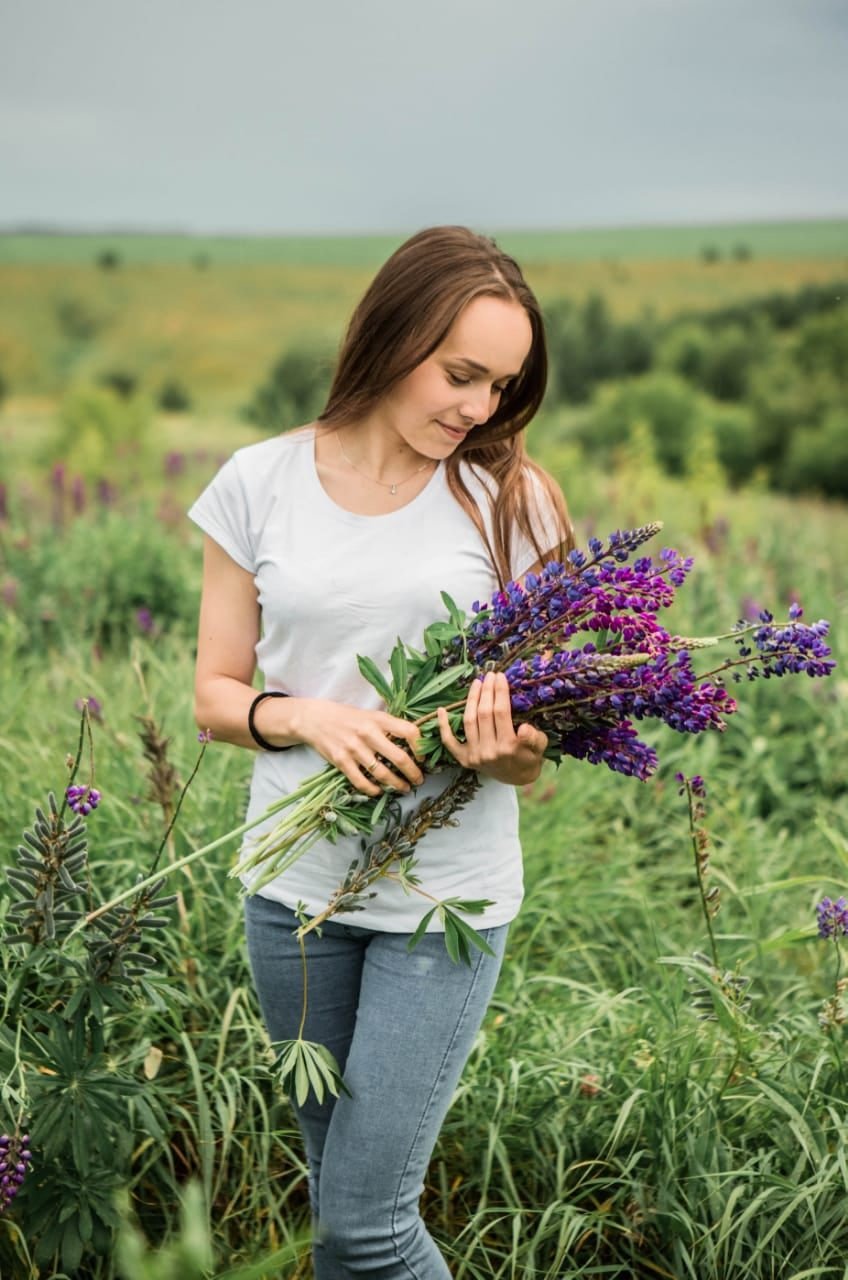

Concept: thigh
[[320, 924, 509, 1219], [243, 894, 368, 1158]]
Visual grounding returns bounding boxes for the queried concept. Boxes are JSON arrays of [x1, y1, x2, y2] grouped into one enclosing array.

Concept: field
[[1, 222, 847, 1278]]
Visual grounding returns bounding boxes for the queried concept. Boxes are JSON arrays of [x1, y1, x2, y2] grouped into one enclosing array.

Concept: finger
[[381, 714, 424, 757], [492, 673, 516, 741], [516, 722, 548, 755], [437, 706, 469, 766], [345, 760, 384, 797], [470, 673, 499, 758], [372, 738, 424, 788]]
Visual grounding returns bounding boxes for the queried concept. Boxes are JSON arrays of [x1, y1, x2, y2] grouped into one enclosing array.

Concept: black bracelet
[[247, 691, 293, 752]]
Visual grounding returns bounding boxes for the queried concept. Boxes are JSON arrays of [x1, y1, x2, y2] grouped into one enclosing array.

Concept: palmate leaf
[[406, 900, 496, 964], [273, 1038, 349, 1107]]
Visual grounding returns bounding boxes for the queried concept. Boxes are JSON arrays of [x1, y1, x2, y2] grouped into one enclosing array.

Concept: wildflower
[[75, 695, 103, 723], [0, 1133, 32, 1213], [66, 784, 101, 816], [165, 450, 186, 476], [136, 607, 156, 634], [197, 728, 214, 743], [578, 1072, 601, 1097], [816, 897, 848, 940], [229, 525, 835, 895]]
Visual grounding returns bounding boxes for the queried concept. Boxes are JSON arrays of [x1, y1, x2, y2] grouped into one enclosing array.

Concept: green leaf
[[406, 654, 439, 700], [443, 906, 496, 960], [314, 1043, 351, 1098], [294, 1051, 310, 1107], [302, 1044, 326, 1105], [440, 590, 466, 629], [407, 905, 438, 953], [444, 897, 496, 915], [389, 639, 408, 691], [443, 915, 463, 964], [371, 791, 390, 827], [411, 664, 472, 704], [356, 654, 393, 704]]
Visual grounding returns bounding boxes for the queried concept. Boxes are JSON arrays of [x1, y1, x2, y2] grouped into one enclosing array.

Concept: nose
[[459, 385, 495, 426]]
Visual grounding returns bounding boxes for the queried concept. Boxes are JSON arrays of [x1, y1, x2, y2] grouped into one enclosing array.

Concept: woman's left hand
[[436, 671, 548, 787]]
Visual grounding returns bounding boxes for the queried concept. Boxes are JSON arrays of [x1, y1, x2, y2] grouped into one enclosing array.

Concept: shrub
[[578, 373, 702, 475], [46, 385, 154, 486], [782, 407, 848, 497], [700, 244, 721, 264], [544, 296, 656, 407], [708, 402, 758, 484], [5, 508, 199, 648], [244, 340, 336, 431], [96, 248, 121, 271], [657, 322, 712, 382], [793, 307, 848, 381], [54, 296, 103, 343], [99, 369, 138, 400], [697, 323, 767, 402], [157, 378, 192, 412]]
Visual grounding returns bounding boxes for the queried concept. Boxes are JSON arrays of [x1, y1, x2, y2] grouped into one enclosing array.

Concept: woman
[[189, 226, 572, 1278]]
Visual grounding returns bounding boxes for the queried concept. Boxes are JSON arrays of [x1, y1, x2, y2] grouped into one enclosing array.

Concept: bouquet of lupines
[[232, 521, 835, 896]]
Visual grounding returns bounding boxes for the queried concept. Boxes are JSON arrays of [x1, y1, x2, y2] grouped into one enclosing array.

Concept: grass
[[1, 227, 847, 1273], [1, 437, 847, 1276], [1, 218, 847, 265], [1, 224, 846, 416]]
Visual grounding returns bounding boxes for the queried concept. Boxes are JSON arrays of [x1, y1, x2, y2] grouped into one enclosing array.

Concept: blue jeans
[[244, 893, 509, 1279]]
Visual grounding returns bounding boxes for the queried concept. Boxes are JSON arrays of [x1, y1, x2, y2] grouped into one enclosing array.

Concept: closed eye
[[447, 372, 511, 395]]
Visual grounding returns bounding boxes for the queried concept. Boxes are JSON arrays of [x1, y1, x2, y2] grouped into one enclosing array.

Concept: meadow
[[1, 222, 847, 1278]]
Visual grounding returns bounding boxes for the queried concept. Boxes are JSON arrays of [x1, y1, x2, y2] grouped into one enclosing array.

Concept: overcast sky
[[1, 0, 846, 234]]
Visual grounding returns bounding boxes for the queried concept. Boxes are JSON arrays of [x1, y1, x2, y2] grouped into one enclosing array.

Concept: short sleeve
[[510, 470, 565, 579], [187, 454, 255, 572]]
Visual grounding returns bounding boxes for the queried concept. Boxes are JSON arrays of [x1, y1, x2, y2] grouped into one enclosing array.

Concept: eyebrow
[[452, 356, 522, 381]]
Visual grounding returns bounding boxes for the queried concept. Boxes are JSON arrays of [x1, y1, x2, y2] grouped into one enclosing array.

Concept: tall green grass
[[1, 443, 846, 1276]]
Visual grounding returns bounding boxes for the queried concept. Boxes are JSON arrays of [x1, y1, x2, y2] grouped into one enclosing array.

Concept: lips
[[438, 421, 470, 439]]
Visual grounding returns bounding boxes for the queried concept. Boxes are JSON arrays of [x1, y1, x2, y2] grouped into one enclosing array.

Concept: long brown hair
[[317, 225, 573, 585]]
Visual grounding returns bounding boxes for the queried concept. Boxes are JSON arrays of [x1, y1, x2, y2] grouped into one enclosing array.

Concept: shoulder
[[230, 427, 312, 475]]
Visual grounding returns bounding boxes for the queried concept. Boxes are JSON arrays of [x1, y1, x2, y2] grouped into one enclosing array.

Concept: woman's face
[[382, 294, 534, 458]]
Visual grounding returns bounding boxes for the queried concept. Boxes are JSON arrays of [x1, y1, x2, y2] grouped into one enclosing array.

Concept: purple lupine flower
[[136, 607, 155, 634], [461, 529, 832, 781], [0, 1133, 32, 1214], [66, 784, 101, 816], [71, 474, 86, 515], [96, 478, 116, 507], [816, 897, 848, 940], [74, 695, 103, 723], [165, 450, 186, 477]]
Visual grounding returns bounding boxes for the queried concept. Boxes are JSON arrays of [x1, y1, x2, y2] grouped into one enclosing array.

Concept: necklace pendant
[[390, 483, 398, 496]]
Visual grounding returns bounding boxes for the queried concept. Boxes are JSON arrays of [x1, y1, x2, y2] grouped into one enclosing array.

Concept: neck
[[333, 419, 432, 485]]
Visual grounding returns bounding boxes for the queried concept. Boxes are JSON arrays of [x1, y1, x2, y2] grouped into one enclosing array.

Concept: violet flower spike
[[816, 897, 848, 940]]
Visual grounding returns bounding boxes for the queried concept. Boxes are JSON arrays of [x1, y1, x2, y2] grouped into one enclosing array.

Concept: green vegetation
[[1, 217, 846, 264], [0, 227, 846, 1276]]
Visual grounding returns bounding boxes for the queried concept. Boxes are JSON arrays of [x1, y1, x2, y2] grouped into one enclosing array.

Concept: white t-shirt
[[188, 427, 558, 931]]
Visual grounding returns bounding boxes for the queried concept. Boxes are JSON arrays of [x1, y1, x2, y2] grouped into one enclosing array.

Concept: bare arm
[[193, 535, 424, 795]]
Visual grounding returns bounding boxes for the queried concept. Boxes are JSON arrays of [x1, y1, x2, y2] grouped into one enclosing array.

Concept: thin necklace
[[336, 431, 435, 496]]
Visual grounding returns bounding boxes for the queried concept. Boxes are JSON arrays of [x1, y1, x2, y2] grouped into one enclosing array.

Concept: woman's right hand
[[286, 698, 425, 797]]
